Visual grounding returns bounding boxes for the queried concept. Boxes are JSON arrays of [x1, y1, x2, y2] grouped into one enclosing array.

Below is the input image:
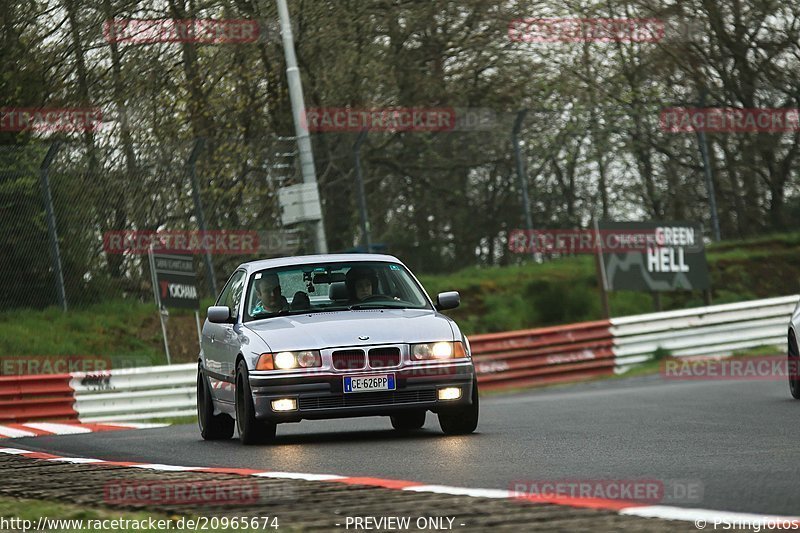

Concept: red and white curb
[[0, 422, 166, 439], [0, 448, 797, 526]]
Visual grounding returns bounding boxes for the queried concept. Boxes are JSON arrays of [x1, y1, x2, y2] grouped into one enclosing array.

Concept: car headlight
[[274, 352, 297, 369], [411, 341, 466, 360], [256, 350, 321, 370]]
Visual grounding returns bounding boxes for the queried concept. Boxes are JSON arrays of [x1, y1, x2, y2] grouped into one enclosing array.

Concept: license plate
[[343, 374, 396, 393]]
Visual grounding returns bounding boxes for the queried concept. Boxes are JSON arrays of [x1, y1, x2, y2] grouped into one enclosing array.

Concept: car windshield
[[243, 261, 431, 322]]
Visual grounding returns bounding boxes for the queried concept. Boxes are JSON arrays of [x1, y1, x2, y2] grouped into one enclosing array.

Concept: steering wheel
[[358, 295, 388, 302]]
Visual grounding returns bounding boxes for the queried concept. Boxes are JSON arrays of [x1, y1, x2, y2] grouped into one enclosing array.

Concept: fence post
[[187, 138, 217, 297], [512, 110, 535, 259], [39, 141, 67, 311], [353, 129, 371, 252], [696, 89, 721, 242]]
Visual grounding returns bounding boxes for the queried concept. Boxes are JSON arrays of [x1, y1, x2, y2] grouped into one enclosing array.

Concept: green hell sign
[[599, 221, 711, 292]]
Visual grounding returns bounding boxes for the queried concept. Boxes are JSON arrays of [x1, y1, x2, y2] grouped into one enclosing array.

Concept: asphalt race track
[[12, 374, 800, 517]]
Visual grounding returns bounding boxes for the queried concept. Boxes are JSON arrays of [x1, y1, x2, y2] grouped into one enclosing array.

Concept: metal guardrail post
[[39, 141, 67, 311]]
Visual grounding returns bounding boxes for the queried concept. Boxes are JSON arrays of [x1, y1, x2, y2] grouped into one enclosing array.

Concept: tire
[[438, 378, 479, 435], [197, 366, 234, 440], [789, 333, 800, 400], [390, 410, 426, 431], [235, 360, 276, 444]]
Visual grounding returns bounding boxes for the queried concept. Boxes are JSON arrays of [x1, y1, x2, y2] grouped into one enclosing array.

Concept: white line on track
[[1, 447, 798, 525], [403, 485, 511, 499], [47, 457, 105, 464], [0, 426, 37, 438], [100, 423, 168, 429], [128, 464, 209, 471], [23, 423, 93, 435], [253, 472, 345, 481]]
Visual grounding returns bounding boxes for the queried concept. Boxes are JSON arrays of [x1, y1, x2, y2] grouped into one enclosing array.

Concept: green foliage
[[0, 300, 162, 364], [422, 231, 800, 334], [0, 496, 175, 532], [652, 347, 672, 361], [525, 279, 597, 325], [1, 236, 799, 360], [3, 0, 800, 311]]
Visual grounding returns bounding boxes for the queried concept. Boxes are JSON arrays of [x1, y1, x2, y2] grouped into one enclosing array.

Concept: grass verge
[[1, 232, 798, 364]]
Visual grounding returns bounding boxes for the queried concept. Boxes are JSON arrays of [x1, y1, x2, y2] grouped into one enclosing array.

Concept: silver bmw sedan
[[197, 253, 479, 444]]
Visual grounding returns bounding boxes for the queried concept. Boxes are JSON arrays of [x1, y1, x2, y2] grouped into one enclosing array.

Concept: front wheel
[[235, 360, 277, 444], [789, 334, 800, 399], [391, 410, 426, 431], [438, 378, 479, 435], [197, 366, 234, 440]]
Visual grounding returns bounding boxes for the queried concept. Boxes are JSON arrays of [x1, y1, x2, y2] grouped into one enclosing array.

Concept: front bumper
[[249, 361, 475, 422]]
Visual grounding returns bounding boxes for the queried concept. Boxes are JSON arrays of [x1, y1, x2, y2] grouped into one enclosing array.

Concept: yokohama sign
[[152, 254, 199, 309]]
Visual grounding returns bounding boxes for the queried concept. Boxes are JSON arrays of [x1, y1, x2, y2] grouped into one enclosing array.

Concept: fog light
[[438, 387, 462, 401], [271, 398, 297, 412]]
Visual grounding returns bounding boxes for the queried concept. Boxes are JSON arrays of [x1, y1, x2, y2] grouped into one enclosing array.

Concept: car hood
[[245, 309, 454, 352]]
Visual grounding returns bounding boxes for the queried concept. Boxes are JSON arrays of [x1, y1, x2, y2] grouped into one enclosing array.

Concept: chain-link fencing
[[0, 136, 307, 311]]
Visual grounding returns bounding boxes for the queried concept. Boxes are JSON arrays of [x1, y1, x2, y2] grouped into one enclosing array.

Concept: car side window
[[225, 271, 247, 318], [216, 270, 246, 314]]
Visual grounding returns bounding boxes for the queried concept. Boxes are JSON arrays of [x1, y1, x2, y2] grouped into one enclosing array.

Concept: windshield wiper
[[348, 303, 400, 310], [251, 309, 317, 319]]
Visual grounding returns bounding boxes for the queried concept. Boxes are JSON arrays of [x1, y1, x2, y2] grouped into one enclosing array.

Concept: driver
[[252, 273, 288, 314], [345, 266, 379, 302]]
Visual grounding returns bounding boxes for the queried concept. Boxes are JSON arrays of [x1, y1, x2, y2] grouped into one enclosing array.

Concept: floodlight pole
[[276, 0, 328, 254]]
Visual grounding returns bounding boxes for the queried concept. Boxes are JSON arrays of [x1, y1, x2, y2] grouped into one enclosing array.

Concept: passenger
[[290, 291, 311, 311], [252, 273, 288, 314], [345, 266, 379, 302]]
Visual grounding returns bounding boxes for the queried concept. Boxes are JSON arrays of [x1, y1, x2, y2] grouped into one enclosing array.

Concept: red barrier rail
[[0, 374, 77, 422], [469, 320, 613, 391]]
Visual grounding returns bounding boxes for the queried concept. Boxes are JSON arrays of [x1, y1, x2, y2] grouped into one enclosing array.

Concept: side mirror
[[207, 305, 232, 323], [435, 291, 460, 311]]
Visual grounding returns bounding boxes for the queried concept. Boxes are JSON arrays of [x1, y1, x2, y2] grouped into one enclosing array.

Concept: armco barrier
[[0, 374, 77, 422], [469, 321, 614, 391], [2, 294, 798, 421], [610, 295, 798, 371], [71, 364, 196, 422], [471, 295, 798, 389]]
